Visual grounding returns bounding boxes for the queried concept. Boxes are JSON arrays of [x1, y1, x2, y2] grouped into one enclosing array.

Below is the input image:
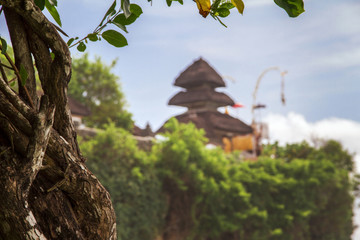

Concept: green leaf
[[211, 0, 221, 11], [100, 0, 116, 26], [34, 0, 45, 10], [112, 22, 128, 33], [274, 0, 304, 17], [49, 0, 57, 6], [113, 14, 134, 26], [77, 42, 86, 52], [67, 38, 75, 46], [50, 52, 55, 60], [19, 64, 28, 86], [166, 0, 172, 7], [219, 2, 234, 10], [102, 30, 128, 48], [0, 37, 7, 54], [113, 14, 127, 25], [122, 0, 131, 18], [217, 8, 230, 18], [87, 33, 99, 42], [113, 4, 142, 26], [45, 0, 62, 26], [130, 4, 143, 17], [231, 0, 244, 14]]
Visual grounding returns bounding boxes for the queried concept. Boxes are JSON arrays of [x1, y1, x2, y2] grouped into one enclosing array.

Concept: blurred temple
[[68, 95, 154, 149], [67, 96, 91, 128], [158, 58, 260, 155], [67, 96, 97, 138]]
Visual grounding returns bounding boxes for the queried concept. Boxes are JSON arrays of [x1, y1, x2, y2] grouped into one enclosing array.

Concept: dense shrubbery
[[80, 124, 165, 239], [81, 119, 355, 240]]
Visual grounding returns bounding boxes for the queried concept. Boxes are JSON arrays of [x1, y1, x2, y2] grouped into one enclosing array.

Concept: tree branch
[[1, 0, 79, 154], [23, 95, 55, 190], [4, 7, 37, 107], [0, 76, 35, 122]]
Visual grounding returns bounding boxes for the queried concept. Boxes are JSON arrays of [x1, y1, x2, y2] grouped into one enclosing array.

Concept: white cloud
[[264, 112, 360, 155], [262, 112, 360, 240]]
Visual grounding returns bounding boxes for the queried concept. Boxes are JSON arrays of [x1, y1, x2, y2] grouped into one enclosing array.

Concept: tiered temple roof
[[169, 58, 234, 111], [174, 58, 225, 88], [160, 58, 252, 145]]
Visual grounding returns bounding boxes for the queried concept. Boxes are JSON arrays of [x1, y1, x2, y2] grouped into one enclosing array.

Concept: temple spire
[[168, 58, 234, 111]]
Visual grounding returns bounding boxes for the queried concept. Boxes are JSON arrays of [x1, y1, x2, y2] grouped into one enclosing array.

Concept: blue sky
[[2, 0, 358, 130], [57, 0, 360, 130]]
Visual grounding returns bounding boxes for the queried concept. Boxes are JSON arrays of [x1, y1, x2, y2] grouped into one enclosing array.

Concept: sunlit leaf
[[45, 0, 62, 26], [195, 0, 211, 18], [50, 52, 55, 60], [102, 30, 128, 48], [49, 0, 57, 6], [231, 0, 244, 14], [0, 37, 7, 54], [112, 22, 128, 33], [122, 0, 131, 18], [77, 42, 86, 52], [100, 0, 116, 26], [34, 0, 45, 10], [19, 64, 28, 86], [274, 0, 304, 17]]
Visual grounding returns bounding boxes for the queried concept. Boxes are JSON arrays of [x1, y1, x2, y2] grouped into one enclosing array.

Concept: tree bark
[[0, 1, 117, 239]]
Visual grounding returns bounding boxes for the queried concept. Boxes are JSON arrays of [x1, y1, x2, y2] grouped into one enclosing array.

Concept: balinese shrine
[[159, 58, 256, 154]]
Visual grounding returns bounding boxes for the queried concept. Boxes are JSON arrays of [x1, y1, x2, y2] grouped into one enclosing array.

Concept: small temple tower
[[162, 58, 253, 147]]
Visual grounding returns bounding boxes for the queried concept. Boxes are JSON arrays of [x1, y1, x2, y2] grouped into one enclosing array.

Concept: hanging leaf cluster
[[67, 0, 143, 51], [165, 0, 303, 27], [35, 0, 62, 26], [35, 0, 142, 51], [33, 0, 304, 51]]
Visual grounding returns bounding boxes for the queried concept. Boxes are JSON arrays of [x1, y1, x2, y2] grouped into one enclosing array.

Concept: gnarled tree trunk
[[0, 1, 117, 239]]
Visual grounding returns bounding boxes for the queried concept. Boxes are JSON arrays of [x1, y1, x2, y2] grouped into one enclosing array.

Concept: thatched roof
[[68, 96, 91, 116], [174, 58, 226, 89], [158, 111, 253, 145], [168, 89, 235, 107]]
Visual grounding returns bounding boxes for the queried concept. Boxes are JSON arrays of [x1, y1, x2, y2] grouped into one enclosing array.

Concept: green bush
[[82, 119, 354, 240], [153, 119, 354, 240], [80, 123, 165, 240]]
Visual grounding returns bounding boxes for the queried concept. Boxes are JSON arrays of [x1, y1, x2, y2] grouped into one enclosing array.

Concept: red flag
[[232, 103, 245, 108]]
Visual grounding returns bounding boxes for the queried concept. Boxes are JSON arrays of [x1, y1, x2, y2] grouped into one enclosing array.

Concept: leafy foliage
[[80, 124, 165, 240], [82, 119, 354, 239], [68, 54, 133, 130], [67, 1, 142, 51], [152, 119, 354, 239], [262, 140, 354, 171]]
